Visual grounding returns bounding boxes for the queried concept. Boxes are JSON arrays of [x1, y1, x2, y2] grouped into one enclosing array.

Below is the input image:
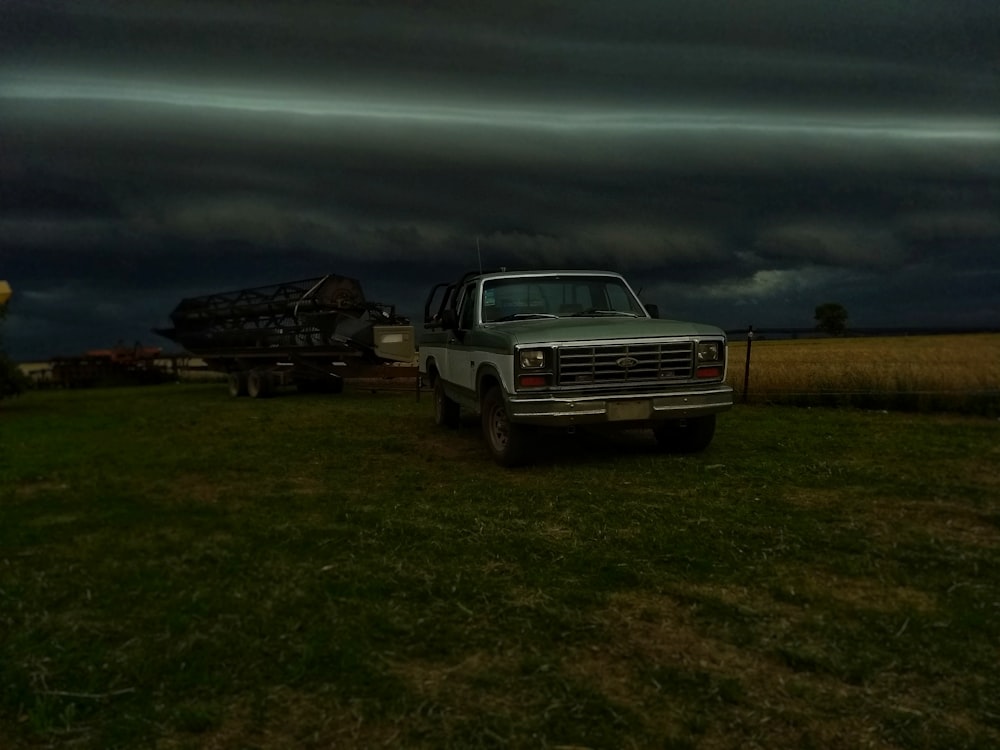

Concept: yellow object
[[0, 280, 11, 307]]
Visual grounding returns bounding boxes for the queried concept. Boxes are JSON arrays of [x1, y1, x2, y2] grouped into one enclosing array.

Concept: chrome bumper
[[507, 385, 734, 426]]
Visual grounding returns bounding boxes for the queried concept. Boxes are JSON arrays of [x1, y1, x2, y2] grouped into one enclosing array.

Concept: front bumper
[[506, 384, 734, 426]]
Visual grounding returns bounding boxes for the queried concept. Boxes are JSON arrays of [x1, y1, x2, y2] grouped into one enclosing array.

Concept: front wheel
[[653, 415, 717, 453], [481, 387, 532, 466]]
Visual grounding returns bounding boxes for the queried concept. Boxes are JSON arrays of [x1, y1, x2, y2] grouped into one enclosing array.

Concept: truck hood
[[484, 316, 727, 346]]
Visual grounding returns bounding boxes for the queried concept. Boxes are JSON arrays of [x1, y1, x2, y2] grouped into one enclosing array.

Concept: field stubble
[[727, 333, 1000, 414]]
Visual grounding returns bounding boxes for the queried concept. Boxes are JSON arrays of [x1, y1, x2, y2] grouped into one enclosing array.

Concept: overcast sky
[[2, 0, 999, 359]]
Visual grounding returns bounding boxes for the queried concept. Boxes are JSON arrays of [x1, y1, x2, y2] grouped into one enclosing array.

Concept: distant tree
[[814, 302, 849, 336], [0, 299, 29, 399]]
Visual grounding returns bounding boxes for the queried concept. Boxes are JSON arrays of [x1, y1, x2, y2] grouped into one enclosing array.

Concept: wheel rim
[[488, 401, 509, 450]]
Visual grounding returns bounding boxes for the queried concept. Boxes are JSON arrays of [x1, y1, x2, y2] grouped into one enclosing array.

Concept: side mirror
[[644, 303, 660, 319], [440, 309, 458, 330]]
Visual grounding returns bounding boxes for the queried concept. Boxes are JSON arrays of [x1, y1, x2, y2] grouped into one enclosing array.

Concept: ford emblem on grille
[[616, 356, 639, 369]]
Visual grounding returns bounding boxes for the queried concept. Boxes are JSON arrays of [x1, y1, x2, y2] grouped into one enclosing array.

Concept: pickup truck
[[419, 269, 733, 465]]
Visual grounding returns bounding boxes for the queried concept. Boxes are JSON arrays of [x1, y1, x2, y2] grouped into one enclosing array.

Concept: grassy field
[[727, 333, 1000, 415], [1, 383, 999, 749]]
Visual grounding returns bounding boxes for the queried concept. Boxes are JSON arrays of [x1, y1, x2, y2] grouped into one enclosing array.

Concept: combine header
[[156, 274, 416, 397]]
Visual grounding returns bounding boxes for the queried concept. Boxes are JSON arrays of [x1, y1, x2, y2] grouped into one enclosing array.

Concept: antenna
[[476, 236, 483, 274]]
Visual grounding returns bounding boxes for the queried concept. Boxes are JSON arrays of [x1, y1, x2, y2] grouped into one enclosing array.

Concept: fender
[[475, 361, 509, 405]]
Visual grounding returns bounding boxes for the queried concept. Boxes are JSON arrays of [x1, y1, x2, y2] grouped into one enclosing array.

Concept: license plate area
[[606, 400, 652, 421]]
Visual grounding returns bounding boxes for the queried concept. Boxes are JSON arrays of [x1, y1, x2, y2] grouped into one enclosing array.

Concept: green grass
[[2, 384, 999, 748]]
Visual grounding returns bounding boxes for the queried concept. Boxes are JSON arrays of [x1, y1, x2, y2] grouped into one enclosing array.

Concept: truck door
[[446, 281, 479, 395]]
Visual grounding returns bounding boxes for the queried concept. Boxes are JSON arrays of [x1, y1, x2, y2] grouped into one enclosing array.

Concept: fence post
[[742, 325, 753, 404]]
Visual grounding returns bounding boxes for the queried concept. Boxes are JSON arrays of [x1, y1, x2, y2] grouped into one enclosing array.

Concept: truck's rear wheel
[[434, 379, 460, 428], [482, 387, 531, 466], [653, 415, 716, 453], [227, 371, 248, 397]]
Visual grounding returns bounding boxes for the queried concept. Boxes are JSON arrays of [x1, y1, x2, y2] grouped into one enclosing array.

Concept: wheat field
[[726, 333, 1000, 414]]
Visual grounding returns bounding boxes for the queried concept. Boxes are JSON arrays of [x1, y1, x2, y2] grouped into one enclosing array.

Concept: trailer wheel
[[247, 369, 274, 399], [434, 379, 460, 428], [227, 371, 248, 397]]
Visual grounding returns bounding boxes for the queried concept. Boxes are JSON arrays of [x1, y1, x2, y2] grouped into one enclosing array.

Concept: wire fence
[[727, 326, 1000, 416]]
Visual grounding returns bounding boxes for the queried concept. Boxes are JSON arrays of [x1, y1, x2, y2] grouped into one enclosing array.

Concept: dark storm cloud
[[2, 0, 999, 359]]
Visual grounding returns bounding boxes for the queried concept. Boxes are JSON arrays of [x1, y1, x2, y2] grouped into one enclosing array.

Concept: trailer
[[49, 342, 175, 389], [155, 274, 417, 397]]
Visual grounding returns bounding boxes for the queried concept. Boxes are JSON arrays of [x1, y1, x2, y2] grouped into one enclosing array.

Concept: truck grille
[[557, 341, 694, 386]]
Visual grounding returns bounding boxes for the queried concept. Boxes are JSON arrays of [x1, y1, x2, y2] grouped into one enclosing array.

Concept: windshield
[[481, 275, 646, 322]]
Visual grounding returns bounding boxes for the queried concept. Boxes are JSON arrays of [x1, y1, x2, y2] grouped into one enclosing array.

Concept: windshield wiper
[[492, 313, 559, 322], [569, 309, 638, 317]]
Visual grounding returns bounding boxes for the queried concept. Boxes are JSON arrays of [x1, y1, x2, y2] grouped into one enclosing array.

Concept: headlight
[[697, 341, 721, 362], [519, 349, 546, 369]]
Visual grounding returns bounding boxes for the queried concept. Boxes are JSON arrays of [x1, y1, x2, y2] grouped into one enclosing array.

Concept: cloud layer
[[2, 1, 999, 358]]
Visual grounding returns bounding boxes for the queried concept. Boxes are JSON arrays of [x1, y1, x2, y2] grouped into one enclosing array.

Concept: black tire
[[247, 369, 273, 399], [653, 415, 716, 453], [434, 379, 460, 428], [481, 386, 532, 466], [227, 371, 248, 397]]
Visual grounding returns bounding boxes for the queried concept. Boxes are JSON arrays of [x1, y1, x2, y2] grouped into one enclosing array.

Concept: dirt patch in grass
[[860, 496, 1000, 549], [11, 480, 72, 499], [893, 500, 1000, 547], [500, 584, 554, 609], [785, 486, 1000, 549], [569, 591, 945, 749], [385, 651, 535, 743], [154, 686, 402, 750], [538, 523, 574, 542], [783, 486, 862, 510], [389, 650, 503, 697], [165, 474, 229, 505], [765, 571, 938, 614], [409, 424, 485, 465], [962, 454, 1000, 489]]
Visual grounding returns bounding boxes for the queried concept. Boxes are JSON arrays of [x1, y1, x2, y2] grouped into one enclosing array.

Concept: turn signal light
[[519, 375, 548, 388], [696, 367, 722, 379]]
